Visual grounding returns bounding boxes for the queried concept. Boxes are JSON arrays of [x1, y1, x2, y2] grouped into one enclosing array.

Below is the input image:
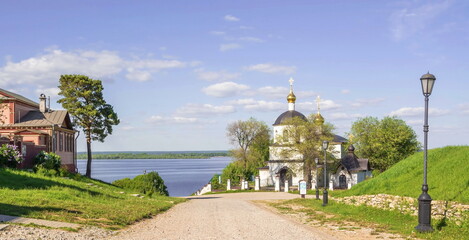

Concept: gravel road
[[1, 192, 404, 240], [106, 192, 335, 240]]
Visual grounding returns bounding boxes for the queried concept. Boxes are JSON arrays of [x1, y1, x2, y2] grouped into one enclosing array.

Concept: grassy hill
[[335, 146, 469, 203], [0, 169, 185, 229]]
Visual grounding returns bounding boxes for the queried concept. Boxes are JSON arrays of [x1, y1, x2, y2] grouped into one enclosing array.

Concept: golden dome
[[313, 113, 324, 125], [287, 92, 296, 103]]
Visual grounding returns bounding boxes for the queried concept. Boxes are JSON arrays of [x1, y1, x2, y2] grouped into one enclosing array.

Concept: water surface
[[77, 157, 232, 197]]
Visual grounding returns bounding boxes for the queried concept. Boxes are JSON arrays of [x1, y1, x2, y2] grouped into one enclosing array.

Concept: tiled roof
[[0, 88, 39, 107]]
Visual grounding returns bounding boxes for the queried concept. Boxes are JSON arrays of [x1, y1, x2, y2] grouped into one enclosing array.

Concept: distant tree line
[[77, 152, 230, 159]]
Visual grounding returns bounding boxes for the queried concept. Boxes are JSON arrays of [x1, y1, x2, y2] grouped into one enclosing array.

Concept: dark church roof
[[273, 110, 307, 126], [339, 144, 371, 172], [333, 134, 347, 143]]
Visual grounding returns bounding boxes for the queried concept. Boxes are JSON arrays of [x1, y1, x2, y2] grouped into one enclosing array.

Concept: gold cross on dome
[[289, 77, 294, 89], [316, 95, 321, 113]]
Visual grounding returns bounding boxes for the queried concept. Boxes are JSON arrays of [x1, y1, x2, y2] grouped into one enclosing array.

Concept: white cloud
[[239, 26, 254, 30], [328, 113, 364, 121], [341, 89, 350, 94], [210, 31, 226, 35], [229, 98, 284, 112], [245, 63, 296, 75], [202, 82, 250, 98], [459, 103, 469, 114], [389, 1, 450, 41], [258, 86, 288, 99], [406, 119, 423, 125], [0, 49, 122, 88], [176, 103, 235, 116], [257, 86, 315, 99], [224, 15, 240, 22], [125, 69, 151, 82], [220, 43, 242, 52], [147, 115, 199, 124], [120, 125, 136, 131], [297, 100, 341, 112], [351, 98, 385, 108], [389, 107, 449, 117], [239, 37, 264, 43], [195, 69, 240, 82], [34, 87, 60, 99], [0, 48, 188, 88]]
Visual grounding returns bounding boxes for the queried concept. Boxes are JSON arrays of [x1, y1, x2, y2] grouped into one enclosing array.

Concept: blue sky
[[0, 0, 468, 152]]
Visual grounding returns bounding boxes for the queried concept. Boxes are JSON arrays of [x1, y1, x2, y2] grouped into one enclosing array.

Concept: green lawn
[[0, 169, 185, 229], [271, 198, 468, 240], [334, 146, 469, 203]]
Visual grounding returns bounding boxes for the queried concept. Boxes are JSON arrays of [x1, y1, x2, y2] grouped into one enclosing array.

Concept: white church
[[258, 78, 372, 190]]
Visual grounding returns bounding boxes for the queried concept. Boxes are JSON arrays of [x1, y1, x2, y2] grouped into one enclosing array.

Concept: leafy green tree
[[349, 116, 420, 171], [279, 115, 335, 187], [58, 75, 120, 177], [226, 118, 270, 178]]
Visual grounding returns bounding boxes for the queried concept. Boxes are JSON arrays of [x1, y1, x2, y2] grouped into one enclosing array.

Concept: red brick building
[[0, 89, 77, 172]]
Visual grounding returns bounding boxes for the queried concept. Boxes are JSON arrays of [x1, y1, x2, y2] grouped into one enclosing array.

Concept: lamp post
[[415, 72, 436, 232], [322, 140, 329, 206], [315, 157, 320, 200]]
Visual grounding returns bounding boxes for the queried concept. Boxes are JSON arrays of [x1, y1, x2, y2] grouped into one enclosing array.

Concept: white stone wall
[[259, 169, 271, 187]]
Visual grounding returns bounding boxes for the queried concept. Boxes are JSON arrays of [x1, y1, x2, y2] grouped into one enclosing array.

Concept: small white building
[[329, 144, 372, 189], [258, 78, 347, 189]]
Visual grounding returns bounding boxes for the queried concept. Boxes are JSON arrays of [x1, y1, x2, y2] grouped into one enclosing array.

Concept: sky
[[0, 0, 468, 152]]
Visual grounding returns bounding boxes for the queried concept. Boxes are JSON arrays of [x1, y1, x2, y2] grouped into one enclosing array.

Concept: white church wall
[[269, 146, 303, 160], [331, 143, 345, 159], [267, 161, 303, 186]]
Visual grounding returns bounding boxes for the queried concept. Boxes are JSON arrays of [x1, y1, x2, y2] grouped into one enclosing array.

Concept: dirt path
[[106, 192, 404, 240]]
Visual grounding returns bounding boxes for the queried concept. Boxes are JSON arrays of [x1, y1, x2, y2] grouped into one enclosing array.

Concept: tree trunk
[[304, 162, 312, 189], [85, 138, 92, 178]]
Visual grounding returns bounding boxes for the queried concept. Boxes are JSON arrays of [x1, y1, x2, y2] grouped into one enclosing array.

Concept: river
[[77, 157, 232, 197]]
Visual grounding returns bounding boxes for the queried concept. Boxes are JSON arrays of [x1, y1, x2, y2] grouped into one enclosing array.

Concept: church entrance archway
[[339, 174, 347, 189], [278, 167, 292, 190]]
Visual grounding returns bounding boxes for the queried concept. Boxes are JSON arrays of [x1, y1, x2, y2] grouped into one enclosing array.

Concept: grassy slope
[[0, 169, 185, 229], [334, 146, 469, 203]]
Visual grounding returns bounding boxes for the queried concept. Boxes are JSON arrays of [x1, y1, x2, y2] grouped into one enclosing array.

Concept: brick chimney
[[39, 94, 47, 113]]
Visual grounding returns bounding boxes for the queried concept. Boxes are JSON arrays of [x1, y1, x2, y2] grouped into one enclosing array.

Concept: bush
[[0, 144, 23, 168], [210, 174, 225, 190], [34, 151, 61, 172], [113, 171, 169, 196]]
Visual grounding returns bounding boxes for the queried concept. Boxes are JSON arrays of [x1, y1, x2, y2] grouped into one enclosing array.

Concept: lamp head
[[420, 72, 436, 96], [315, 157, 319, 164], [322, 140, 329, 150]]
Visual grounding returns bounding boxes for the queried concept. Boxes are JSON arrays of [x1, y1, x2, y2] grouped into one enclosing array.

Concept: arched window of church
[[283, 129, 289, 142]]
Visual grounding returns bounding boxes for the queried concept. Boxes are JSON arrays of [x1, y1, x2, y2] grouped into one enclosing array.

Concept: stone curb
[[0, 215, 80, 229]]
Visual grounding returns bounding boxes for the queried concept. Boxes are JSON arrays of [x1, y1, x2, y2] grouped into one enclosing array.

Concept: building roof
[[0, 88, 39, 107], [333, 134, 348, 143], [338, 144, 371, 172], [273, 110, 307, 126], [1, 110, 73, 129]]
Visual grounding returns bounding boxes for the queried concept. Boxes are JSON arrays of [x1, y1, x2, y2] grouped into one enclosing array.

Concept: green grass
[[0, 169, 186, 229], [272, 198, 469, 240], [334, 146, 469, 203]]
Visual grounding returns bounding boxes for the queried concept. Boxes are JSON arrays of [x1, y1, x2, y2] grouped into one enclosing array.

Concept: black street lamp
[[415, 72, 436, 232], [315, 157, 320, 200], [322, 140, 329, 206]]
